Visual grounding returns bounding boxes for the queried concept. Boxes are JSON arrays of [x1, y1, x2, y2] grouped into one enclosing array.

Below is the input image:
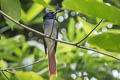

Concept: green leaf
[[50, 75, 57, 80], [33, 0, 55, 11], [74, 28, 85, 42], [68, 18, 75, 41], [30, 16, 43, 24], [1, 0, 21, 29], [15, 71, 44, 80], [77, 17, 93, 34], [0, 60, 6, 68], [24, 0, 53, 23], [0, 35, 25, 61], [21, 9, 27, 24], [0, 60, 11, 80], [88, 32, 120, 52], [63, 0, 120, 25], [14, 47, 22, 58], [25, 3, 44, 23]]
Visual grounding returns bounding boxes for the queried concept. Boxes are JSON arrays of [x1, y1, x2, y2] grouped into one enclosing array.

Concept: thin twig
[[0, 67, 10, 80], [0, 10, 120, 61], [1, 71, 10, 80], [0, 69, 13, 74], [76, 19, 104, 44], [0, 58, 44, 74], [77, 45, 120, 61], [5, 58, 44, 71], [9, 58, 44, 70]]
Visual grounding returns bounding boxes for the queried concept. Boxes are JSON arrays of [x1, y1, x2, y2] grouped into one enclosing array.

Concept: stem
[[76, 19, 104, 44]]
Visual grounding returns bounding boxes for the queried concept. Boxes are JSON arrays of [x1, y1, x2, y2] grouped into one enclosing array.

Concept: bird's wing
[[42, 23, 48, 54], [54, 24, 58, 52]]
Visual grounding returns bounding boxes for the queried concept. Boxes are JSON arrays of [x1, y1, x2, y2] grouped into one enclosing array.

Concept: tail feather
[[48, 50, 57, 77]]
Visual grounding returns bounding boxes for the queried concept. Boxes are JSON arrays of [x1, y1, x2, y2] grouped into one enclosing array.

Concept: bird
[[42, 11, 58, 77]]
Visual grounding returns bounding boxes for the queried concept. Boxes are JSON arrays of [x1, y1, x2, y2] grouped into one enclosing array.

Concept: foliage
[[63, 0, 120, 24], [1, 0, 21, 29], [0, 0, 120, 80]]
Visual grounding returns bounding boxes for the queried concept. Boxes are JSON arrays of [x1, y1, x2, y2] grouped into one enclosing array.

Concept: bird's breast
[[43, 19, 58, 38], [43, 19, 58, 50]]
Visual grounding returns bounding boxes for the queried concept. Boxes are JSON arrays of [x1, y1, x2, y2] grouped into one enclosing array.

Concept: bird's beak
[[56, 10, 64, 13], [55, 10, 64, 14]]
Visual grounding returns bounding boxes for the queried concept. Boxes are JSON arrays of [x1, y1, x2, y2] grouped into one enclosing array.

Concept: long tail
[[48, 50, 57, 78]]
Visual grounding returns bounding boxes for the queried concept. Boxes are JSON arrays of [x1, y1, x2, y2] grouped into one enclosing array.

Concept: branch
[[0, 67, 10, 80], [76, 19, 104, 44], [0, 58, 44, 73], [0, 10, 120, 61], [77, 46, 120, 61]]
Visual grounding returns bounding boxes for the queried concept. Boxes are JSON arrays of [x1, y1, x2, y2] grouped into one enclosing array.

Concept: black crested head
[[43, 12, 56, 20]]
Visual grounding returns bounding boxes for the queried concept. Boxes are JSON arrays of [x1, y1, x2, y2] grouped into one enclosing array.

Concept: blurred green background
[[1, 0, 120, 80]]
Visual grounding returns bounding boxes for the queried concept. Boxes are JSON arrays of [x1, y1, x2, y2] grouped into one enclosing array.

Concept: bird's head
[[43, 12, 56, 20], [43, 9, 64, 20]]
